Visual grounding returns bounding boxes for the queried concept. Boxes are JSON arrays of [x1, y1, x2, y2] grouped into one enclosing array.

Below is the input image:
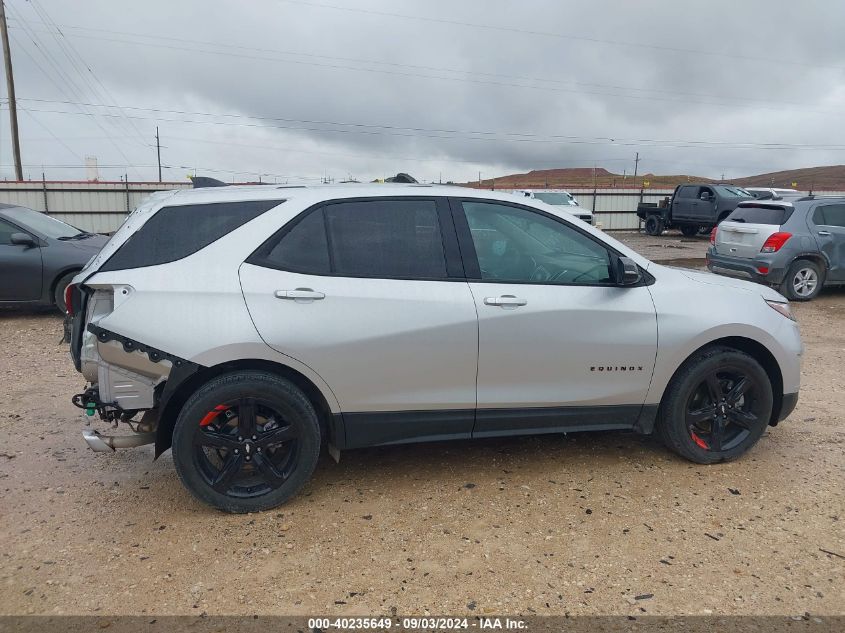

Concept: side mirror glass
[[10, 232, 36, 248], [700, 192, 711, 201], [614, 255, 641, 286]]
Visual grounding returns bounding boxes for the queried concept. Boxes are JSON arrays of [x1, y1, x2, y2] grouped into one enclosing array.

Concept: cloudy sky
[[2, 0, 845, 183]]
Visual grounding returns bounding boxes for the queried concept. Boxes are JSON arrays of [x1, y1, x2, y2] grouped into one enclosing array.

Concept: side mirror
[[700, 192, 711, 201], [10, 232, 36, 248], [614, 255, 641, 286]]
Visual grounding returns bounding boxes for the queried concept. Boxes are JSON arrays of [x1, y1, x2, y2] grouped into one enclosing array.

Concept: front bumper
[[706, 249, 786, 285]]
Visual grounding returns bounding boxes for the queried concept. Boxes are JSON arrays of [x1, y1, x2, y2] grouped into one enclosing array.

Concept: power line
[[27, 0, 148, 148], [16, 97, 845, 151], [277, 0, 845, 72], [6, 2, 143, 178], [9, 20, 831, 115], [10, 22, 840, 118]]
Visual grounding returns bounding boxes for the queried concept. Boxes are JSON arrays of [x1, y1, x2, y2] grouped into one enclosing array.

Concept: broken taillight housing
[[761, 232, 792, 253], [64, 283, 76, 316]]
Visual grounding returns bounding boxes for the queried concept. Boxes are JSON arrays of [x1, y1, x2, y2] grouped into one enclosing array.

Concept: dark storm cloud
[[4, 0, 845, 182]]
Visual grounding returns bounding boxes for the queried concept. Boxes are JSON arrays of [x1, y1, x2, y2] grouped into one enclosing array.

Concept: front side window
[[461, 201, 612, 285], [814, 203, 845, 228], [252, 199, 448, 280], [0, 218, 21, 245]]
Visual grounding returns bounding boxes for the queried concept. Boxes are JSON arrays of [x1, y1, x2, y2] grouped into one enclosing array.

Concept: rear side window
[[727, 205, 793, 225], [677, 186, 696, 199], [814, 204, 845, 227], [261, 210, 330, 274], [100, 200, 283, 271], [250, 199, 448, 279]]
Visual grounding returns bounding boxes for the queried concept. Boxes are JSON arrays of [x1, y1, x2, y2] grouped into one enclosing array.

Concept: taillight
[[64, 283, 76, 316], [710, 227, 717, 245], [761, 232, 792, 253]]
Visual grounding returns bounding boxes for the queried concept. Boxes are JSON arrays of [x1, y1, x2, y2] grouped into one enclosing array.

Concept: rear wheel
[[780, 259, 823, 301], [680, 225, 699, 237], [644, 215, 664, 236], [656, 346, 773, 464], [171, 371, 321, 513]]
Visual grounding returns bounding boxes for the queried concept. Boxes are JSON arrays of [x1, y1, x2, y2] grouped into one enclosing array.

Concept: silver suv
[[707, 197, 845, 300], [67, 185, 802, 512]]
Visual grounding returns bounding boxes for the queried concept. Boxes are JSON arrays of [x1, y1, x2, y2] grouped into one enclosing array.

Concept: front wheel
[[172, 371, 322, 513], [656, 346, 773, 464]]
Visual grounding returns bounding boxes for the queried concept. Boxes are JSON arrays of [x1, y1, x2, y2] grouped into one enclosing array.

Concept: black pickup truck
[[636, 184, 754, 236]]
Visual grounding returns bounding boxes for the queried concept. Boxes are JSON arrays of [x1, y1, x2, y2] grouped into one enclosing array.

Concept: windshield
[[713, 185, 753, 198], [2, 206, 83, 239], [532, 192, 577, 206]]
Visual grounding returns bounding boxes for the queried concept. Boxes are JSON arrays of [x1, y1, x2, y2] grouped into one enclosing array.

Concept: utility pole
[[633, 152, 640, 180], [478, 171, 481, 188], [155, 126, 162, 182], [0, 0, 22, 181]]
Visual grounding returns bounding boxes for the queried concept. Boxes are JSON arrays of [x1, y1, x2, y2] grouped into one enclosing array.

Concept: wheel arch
[[788, 252, 828, 276], [49, 266, 82, 304], [154, 358, 339, 458], [657, 336, 784, 429]]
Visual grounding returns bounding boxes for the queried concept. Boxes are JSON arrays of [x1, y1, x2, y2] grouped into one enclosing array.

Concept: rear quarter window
[[100, 199, 284, 271], [726, 205, 792, 225]]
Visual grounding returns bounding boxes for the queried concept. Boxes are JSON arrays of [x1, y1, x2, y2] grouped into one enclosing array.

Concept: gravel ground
[[0, 252, 843, 617]]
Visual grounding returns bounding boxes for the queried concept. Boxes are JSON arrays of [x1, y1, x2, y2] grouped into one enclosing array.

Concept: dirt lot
[[1, 239, 843, 617]]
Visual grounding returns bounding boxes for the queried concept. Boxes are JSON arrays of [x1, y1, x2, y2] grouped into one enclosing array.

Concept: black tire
[[780, 259, 824, 301], [53, 271, 77, 314], [680, 225, 699, 237], [655, 346, 773, 464], [644, 215, 663, 236], [172, 371, 322, 513]]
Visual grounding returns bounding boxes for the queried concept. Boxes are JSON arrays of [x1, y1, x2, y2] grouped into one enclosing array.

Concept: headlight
[[765, 299, 795, 321]]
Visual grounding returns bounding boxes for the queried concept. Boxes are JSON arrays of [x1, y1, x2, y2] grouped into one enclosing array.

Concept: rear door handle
[[484, 295, 527, 307], [817, 230, 831, 236], [274, 288, 325, 301]]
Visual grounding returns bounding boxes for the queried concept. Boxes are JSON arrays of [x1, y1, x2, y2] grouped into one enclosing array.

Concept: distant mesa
[[465, 165, 845, 190]]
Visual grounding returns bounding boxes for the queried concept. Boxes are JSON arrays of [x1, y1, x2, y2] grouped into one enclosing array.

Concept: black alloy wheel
[[172, 371, 322, 512], [656, 346, 773, 464]]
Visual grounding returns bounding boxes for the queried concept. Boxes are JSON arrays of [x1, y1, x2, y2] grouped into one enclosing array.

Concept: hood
[[675, 267, 786, 301]]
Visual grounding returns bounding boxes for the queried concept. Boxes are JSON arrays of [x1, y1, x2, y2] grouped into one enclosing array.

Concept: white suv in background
[[513, 189, 593, 225], [67, 184, 801, 512]]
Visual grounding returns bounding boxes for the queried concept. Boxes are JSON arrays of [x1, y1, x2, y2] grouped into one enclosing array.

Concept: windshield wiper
[[58, 232, 96, 240]]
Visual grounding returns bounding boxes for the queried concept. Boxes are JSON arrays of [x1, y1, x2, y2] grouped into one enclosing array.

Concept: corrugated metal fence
[[1, 181, 843, 233]]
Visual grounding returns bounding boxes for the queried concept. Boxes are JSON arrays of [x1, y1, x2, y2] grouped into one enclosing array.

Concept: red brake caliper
[[200, 404, 230, 427], [690, 430, 709, 450]]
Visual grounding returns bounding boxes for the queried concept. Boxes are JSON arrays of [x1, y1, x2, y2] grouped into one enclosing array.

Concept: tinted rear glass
[[100, 199, 283, 271], [324, 200, 447, 278], [727, 205, 792, 225]]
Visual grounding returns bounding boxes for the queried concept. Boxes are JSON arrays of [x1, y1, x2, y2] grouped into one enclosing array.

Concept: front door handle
[[274, 288, 325, 301], [817, 230, 831, 236], [484, 295, 527, 307]]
